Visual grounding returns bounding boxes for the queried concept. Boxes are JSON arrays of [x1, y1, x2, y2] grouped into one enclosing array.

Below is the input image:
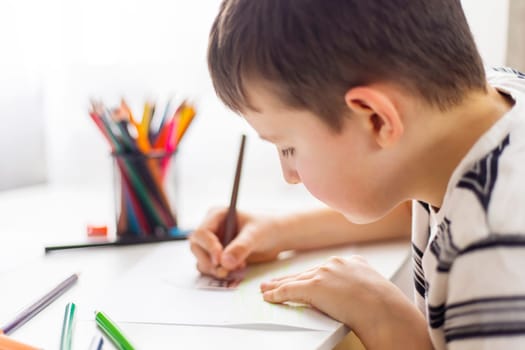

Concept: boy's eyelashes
[[280, 147, 295, 157]]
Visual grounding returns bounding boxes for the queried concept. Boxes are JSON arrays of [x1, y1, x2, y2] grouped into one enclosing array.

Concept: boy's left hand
[[260, 256, 433, 350]]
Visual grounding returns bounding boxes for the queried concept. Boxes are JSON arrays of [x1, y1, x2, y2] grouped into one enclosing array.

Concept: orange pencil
[[0, 331, 41, 350]]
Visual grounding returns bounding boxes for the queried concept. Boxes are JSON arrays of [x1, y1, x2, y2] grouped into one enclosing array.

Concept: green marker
[[94, 311, 135, 350], [60, 303, 76, 350]]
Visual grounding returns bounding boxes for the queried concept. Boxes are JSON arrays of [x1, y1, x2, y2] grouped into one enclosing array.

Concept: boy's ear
[[344, 86, 404, 148]]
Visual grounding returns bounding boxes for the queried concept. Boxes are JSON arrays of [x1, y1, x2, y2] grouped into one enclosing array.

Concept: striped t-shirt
[[412, 67, 525, 350]]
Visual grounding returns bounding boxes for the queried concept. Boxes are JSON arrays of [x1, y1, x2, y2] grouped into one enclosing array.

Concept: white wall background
[[0, 0, 512, 217], [462, 0, 510, 67], [0, 67, 46, 190]]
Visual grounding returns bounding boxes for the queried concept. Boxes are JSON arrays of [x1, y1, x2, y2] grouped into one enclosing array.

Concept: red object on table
[[87, 225, 108, 237]]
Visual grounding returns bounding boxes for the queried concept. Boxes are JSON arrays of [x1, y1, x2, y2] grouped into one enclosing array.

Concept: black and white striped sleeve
[[442, 234, 525, 350]]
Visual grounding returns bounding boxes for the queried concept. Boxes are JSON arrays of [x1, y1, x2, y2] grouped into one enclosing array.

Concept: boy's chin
[[342, 210, 384, 225]]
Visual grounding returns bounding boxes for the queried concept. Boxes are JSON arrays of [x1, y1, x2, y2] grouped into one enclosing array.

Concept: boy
[[189, 0, 525, 349]]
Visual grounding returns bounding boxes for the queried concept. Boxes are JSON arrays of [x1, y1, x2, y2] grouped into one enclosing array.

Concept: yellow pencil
[[175, 104, 196, 147]]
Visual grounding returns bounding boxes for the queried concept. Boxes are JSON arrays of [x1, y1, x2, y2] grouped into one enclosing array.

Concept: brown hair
[[208, 0, 486, 131]]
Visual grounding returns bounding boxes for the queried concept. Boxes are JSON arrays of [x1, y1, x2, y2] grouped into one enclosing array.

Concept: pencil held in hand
[[219, 135, 247, 247]]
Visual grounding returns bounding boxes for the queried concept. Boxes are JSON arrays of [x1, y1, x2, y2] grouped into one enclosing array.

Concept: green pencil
[[59, 302, 76, 350], [94, 311, 135, 350]]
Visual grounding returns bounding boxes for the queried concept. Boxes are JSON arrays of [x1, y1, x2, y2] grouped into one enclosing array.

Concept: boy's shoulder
[[442, 68, 525, 248], [487, 66, 525, 96]]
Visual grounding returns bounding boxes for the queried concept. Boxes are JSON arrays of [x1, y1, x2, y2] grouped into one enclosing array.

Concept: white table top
[[0, 184, 409, 349]]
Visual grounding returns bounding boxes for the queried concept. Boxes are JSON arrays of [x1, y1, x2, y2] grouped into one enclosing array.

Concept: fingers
[[190, 236, 233, 279], [267, 266, 318, 282], [199, 207, 229, 235], [262, 280, 312, 305], [260, 266, 321, 305], [260, 268, 317, 292], [189, 229, 223, 265], [192, 208, 279, 277], [261, 256, 367, 305], [190, 207, 260, 279], [189, 229, 225, 279], [191, 243, 215, 275], [189, 207, 229, 268], [221, 225, 259, 270]]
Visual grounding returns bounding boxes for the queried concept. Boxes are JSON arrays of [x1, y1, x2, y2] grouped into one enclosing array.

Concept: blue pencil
[[88, 334, 104, 350]]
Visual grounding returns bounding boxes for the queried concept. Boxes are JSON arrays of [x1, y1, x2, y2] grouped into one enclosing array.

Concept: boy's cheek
[[299, 171, 325, 196]]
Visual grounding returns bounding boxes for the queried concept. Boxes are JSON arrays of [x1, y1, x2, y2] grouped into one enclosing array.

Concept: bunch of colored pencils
[[89, 99, 196, 237]]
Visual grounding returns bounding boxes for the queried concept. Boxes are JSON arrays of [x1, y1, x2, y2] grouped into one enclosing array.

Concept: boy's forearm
[[275, 201, 412, 251]]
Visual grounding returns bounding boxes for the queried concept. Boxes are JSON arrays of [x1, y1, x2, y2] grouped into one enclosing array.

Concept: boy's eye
[[281, 147, 295, 157]]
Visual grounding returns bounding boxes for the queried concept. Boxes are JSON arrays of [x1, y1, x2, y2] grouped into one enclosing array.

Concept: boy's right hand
[[189, 208, 284, 279]]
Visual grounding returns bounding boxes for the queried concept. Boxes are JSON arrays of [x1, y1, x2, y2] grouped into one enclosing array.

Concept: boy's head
[[208, 0, 485, 131], [208, 0, 487, 222]]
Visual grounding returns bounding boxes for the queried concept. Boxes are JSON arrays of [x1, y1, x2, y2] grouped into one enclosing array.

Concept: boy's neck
[[411, 84, 514, 209]]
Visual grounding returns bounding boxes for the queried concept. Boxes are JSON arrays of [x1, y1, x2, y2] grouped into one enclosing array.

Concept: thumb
[[220, 229, 258, 270]]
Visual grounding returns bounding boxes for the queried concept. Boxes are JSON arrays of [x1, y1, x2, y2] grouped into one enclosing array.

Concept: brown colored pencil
[[220, 134, 246, 246]]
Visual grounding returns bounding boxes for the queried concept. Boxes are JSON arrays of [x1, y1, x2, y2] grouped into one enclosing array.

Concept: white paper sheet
[[92, 240, 409, 331]]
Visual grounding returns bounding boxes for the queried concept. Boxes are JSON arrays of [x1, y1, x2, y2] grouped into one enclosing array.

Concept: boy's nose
[[282, 167, 301, 184]]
